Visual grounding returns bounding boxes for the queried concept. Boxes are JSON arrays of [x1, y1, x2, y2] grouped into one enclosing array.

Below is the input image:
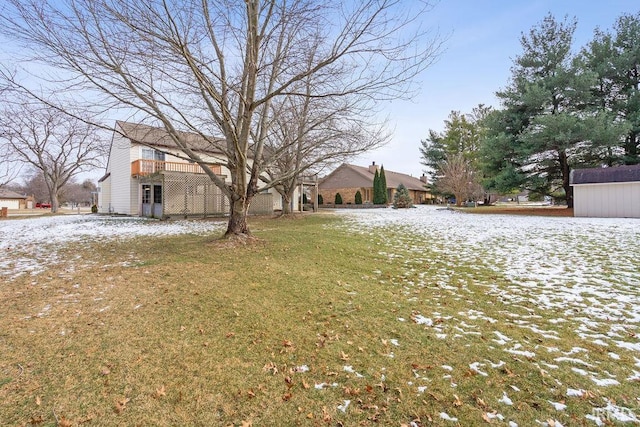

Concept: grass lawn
[[0, 210, 638, 426]]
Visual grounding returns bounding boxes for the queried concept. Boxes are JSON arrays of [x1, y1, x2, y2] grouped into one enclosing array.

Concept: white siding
[[0, 199, 20, 209], [573, 182, 640, 218], [108, 132, 137, 215], [98, 176, 111, 212]]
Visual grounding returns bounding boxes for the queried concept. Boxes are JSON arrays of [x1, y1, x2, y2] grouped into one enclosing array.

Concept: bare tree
[[0, 142, 22, 187], [0, 0, 442, 237], [260, 72, 389, 214], [0, 103, 105, 212], [436, 153, 483, 207]]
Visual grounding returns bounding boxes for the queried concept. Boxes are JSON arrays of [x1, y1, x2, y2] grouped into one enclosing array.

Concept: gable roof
[[116, 121, 226, 156], [571, 164, 640, 185], [319, 163, 427, 191], [0, 188, 27, 199]]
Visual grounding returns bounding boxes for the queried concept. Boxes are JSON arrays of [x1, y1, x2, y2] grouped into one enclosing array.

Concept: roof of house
[[571, 164, 640, 185], [319, 163, 428, 191], [0, 188, 27, 199], [116, 121, 226, 155]]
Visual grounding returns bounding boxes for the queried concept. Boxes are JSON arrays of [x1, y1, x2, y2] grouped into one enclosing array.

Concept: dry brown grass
[[1, 213, 638, 426]]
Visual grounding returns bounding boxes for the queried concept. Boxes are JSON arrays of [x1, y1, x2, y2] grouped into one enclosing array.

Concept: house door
[[142, 184, 163, 218], [153, 184, 163, 218], [141, 184, 152, 216]]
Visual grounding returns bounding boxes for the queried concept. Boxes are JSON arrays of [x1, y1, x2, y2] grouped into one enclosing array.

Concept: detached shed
[[570, 165, 640, 218]]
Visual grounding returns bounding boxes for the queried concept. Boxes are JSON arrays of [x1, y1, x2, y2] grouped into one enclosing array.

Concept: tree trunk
[[225, 196, 250, 237], [625, 132, 638, 164], [558, 150, 573, 208], [281, 193, 292, 215], [51, 195, 60, 213]]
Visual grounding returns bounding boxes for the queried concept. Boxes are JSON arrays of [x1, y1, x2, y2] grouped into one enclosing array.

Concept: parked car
[[35, 202, 52, 208]]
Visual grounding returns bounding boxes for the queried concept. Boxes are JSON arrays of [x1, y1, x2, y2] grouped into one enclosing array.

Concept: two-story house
[[98, 121, 284, 218]]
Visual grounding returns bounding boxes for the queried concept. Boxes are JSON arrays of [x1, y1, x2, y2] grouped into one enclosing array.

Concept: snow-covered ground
[[334, 205, 640, 425], [0, 215, 226, 279], [2, 208, 639, 424]]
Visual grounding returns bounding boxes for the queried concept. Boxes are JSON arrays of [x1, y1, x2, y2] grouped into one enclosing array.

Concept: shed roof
[[571, 164, 640, 185], [319, 163, 428, 191], [0, 188, 27, 199]]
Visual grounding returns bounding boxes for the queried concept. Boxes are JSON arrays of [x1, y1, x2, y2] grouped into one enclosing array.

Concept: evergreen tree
[[372, 168, 383, 204], [485, 14, 615, 207], [334, 193, 343, 204], [379, 165, 388, 204], [421, 106, 491, 201], [580, 12, 640, 165], [393, 184, 413, 208], [355, 190, 363, 204]]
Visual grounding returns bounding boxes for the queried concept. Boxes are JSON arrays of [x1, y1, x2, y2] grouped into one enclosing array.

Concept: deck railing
[[131, 159, 221, 177]]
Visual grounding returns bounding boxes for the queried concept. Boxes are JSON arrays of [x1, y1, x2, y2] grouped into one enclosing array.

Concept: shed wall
[[573, 182, 640, 218]]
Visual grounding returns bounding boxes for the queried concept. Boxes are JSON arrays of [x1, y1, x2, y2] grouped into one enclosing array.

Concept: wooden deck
[[131, 159, 221, 177]]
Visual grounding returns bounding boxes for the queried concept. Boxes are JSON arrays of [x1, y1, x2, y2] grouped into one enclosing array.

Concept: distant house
[[570, 164, 640, 218], [318, 162, 430, 205], [98, 121, 283, 218], [0, 188, 29, 210]]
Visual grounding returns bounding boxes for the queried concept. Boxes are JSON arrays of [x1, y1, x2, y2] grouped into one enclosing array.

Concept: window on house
[[142, 148, 165, 161], [153, 185, 162, 204]]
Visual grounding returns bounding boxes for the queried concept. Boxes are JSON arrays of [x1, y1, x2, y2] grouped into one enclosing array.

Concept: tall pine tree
[[379, 165, 388, 204], [489, 14, 614, 207]]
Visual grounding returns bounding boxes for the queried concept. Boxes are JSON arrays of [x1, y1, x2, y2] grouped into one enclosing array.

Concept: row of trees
[[0, 104, 105, 212], [8, 172, 97, 207], [1, 0, 443, 236], [422, 12, 640, 207], [373, 166, 388, 204]]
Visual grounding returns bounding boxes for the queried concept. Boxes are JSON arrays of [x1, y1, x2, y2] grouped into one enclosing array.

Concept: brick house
[[0, 188, 29, 210], [318, 162, 431, 205]]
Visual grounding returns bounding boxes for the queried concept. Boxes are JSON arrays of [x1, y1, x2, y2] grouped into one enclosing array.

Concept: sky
[[2, 1, 638, 184], [353, 0, 640, 178]]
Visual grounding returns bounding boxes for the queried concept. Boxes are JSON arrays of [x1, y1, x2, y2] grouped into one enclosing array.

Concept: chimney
[[420, 174, 428, 184], [368, 161, 380, 174]]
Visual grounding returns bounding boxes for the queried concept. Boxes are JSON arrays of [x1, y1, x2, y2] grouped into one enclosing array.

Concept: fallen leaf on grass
[[58, 416, 73, 427], [453, 394, 462, 407], [282, 392, 292, 401], [482, 412, 492, 423], [226, 332, 235, 338], [35, 396, 41, 406], [302, 379, 310, 389], [263, 361, 278, 375], [179, 326, 186, 332], [476, 397, 488, 408], [29, 415, 44, 424], [241, 420, 252, 427], [322, 406, 332, 422], [100, 367, 111, 376], [428, 392, 441, 401], [154, 385, 166, 398], [114, 397, 130, 414], [340, 351, 350, 361]]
